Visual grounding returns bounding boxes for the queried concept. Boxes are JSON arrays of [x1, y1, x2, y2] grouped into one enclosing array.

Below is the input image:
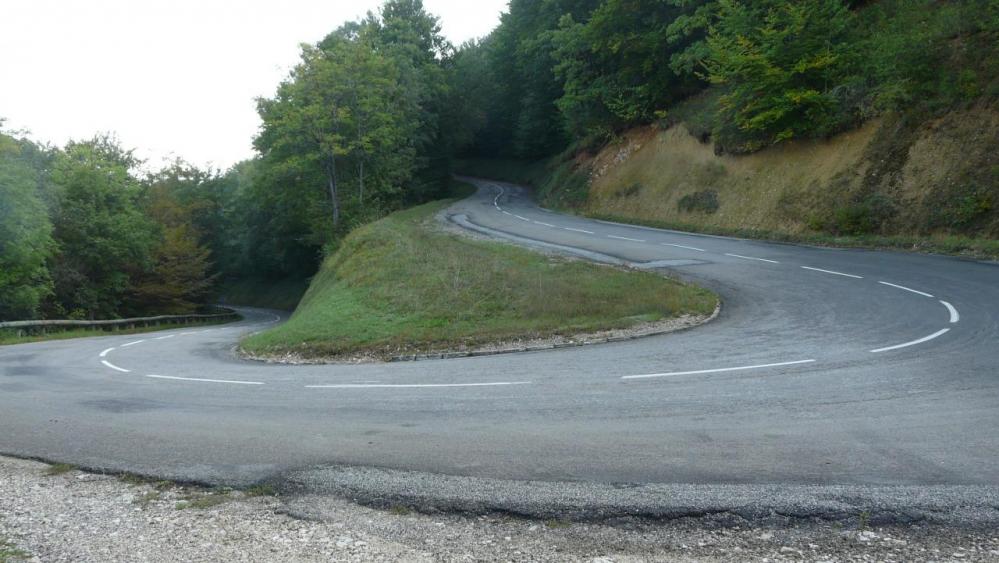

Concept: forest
[[2, 0, 997, 321]]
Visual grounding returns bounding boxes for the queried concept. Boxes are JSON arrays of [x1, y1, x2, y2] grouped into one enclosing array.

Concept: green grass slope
[[240, 197, 716, 360]]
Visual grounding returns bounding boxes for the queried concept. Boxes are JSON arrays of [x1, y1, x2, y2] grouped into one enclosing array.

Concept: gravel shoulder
[[3, 456, 999, 562]]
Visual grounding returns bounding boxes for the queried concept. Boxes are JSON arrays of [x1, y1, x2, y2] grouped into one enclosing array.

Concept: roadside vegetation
[[0, 538, 29, 563], [5, 0, 996, 328], [453, 0, 999, 258], [0, 316, 234, 347], [241, 196, 716, 360]]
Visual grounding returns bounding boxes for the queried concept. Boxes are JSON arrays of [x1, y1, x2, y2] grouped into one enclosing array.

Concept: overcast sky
[[0, 0, 506, 170]]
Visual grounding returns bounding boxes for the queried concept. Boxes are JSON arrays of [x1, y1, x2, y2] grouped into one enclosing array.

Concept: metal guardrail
[[0, 307, 240, 336]]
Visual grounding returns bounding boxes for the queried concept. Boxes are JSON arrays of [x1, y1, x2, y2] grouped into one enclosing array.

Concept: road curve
[[2, 178, 998, 492]]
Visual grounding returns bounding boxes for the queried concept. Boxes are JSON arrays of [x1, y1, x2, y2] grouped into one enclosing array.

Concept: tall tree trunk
[[326, 155, 340, 228]]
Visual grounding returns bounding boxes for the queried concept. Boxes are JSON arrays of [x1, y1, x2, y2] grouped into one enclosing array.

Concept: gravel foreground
[[2, 457, 999, 562]]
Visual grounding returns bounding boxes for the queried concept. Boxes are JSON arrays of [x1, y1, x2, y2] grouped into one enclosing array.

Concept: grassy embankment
[[240, 194, 717, 360], [0, 317, 236, 346]]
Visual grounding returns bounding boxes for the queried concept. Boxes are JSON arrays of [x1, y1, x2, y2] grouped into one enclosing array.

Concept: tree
[[47, 136, 157, 319], [125, 162, 220, 314], [0, 133, 54, 320], [704, 0, 858, 151]]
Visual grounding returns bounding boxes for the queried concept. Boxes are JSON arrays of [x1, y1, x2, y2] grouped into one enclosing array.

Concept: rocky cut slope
[[544, 102, 999, 256]]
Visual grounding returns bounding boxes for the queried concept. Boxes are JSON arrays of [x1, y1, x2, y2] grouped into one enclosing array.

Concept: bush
[[678, 190, 720, 214], [832, 194, 896, 235]]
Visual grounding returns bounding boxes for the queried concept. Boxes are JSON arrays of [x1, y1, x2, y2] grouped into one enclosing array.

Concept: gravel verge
[[3, 456, 999, 562]]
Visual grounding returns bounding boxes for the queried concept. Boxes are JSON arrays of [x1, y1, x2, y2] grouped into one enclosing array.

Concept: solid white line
[[539, 208, 554, 213], [607, 235, 646, 242], [940, 301, 960, 324], [725, 253, 779, 264], [145, 374, 264, 385], [120, 339, 145, 347], [878, 281, 934, 298], [563, 227, 595, 234], [664, 243, 705, 252], [99, 347, 114, 358], [101, 360, 131, 373], [870, 328, 950, 353], [533, 221, 555, 227], [514, 215, 530, 222], [305, 381, 532, 389], [502, 210, 512, 216], [154, 334, 176, 340], [800, 266, 863, 279], [622, 359, 816, 380]]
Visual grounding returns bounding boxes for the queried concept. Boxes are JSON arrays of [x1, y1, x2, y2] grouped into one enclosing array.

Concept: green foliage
[[0, 133, 55, 320], [704, 0, 858, 152], [47, 136, 159, 319], [678, 190, 720, 214], [552, 0, 708, 138], [242, 198, 716, 359]]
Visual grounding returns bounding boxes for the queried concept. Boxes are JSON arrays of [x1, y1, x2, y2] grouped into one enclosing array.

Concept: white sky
[[0, 0, 506, 171]]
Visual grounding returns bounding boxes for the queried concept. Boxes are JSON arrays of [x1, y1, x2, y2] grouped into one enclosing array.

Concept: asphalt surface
[[2, 178, 998, 522]]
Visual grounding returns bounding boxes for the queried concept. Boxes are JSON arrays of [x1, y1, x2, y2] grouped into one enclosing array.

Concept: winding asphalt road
[[2, 178, 999, 514]]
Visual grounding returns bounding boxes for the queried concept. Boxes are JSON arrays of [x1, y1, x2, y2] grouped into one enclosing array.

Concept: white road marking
[[99, 347, 114, 357], [664, 243, 705, 252], [502, 210, 512, 216], [563, 227, 594, 234], [539, 208, 554, 213], [533, 221, 555, 227], [145, 374, 264, 385], [178, 332, 197, 336], [607, 235, 646, 243], [800, 266, 863, 279], [514, 215, 530, 222], [154, 334, 176, 340], [120, 339, 145, 347], [305, 381, 532, 389], [870, 328, 950, 353], [725, 253, 779, 264], [940, 301, 960, 324], [101, 360, 131, 373], [622, 359, 816, 380], [878, 281, 934, 298]]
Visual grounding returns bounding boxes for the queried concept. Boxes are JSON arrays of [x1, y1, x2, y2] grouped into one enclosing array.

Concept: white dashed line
[[622, 359, 817, 380], [664, 243, 705, 252], [305, 382, 532, 389], [940, 301, 960, 324], [607, 235, 646, 243], [155, 334, 176, 340], [563, 227, 595, 234], [533, 221, 555, 227], [120, 339, 145, 347], [870, 328, 950, 353], [145, 374, 264, 385], [725, 253, 779, 264], [514, 215, 530, 222], [101, 360, 131, 373], [99, 347, 114, 358], [801, 266, 863, 279], [878, 281, 934, 298]]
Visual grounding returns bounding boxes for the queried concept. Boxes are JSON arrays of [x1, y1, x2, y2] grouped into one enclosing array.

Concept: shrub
[[678, 190, 720, 214]]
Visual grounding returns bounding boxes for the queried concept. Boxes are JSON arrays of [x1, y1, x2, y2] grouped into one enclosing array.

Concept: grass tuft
[[44, 463, 75, 476], [0, 538, 30, 562]]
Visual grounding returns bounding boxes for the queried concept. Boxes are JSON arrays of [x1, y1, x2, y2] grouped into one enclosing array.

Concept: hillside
[[461, 101, 999, 258], [240, 195, 717, 361]]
